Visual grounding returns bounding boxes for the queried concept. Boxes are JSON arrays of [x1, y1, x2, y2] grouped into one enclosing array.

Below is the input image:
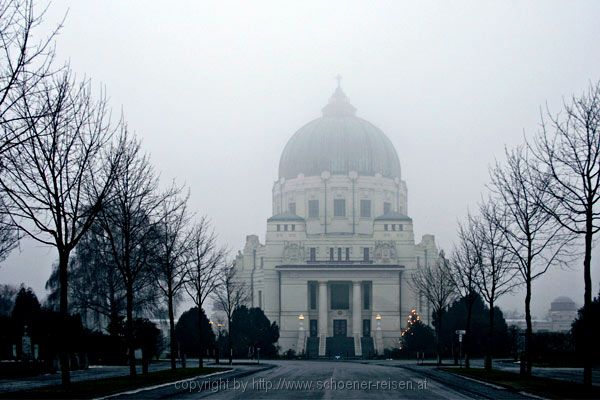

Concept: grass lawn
[[1, 367, 230, 399], [442, 367, 600, 399]]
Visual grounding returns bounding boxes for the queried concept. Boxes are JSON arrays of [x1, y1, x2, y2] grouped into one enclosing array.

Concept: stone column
[[318, 281, 328, 356], [352, 281, 362, 356]]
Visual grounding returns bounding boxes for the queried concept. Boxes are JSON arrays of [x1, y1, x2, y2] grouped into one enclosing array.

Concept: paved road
[[111, 360, 533, 399]]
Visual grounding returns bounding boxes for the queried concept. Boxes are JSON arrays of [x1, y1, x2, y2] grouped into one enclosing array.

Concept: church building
[[233, 83, 438, 357]]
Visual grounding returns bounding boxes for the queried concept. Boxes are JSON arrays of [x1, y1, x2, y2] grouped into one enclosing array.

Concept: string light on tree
[[406, 309, 420, 327]]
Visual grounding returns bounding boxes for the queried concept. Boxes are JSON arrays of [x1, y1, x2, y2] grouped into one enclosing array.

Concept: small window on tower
[[330, 247, 334, 261], [291, 224, 295, 231], [308, 200, 319, 218], [277, 224, 281, 232], [334, 199, 346, 217], [284, 224, 288, 231], [384, 224, 388, 231], [289, 202, 296, 214], [345, 247, 350, 261], [309, 247, 316, 261], [392, 224, 396, 231], [360, 199, 371, 218], [363, 247, 370, 262], [337, 247, 342, 261], [384, 202, 391, 214]]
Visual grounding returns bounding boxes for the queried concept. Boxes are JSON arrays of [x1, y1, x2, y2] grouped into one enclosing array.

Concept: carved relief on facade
[[282, 241, 306, 263], [374, 241, 398, 263]]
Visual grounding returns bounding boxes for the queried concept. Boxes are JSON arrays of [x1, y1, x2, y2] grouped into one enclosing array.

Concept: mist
[[1, 0, 599, 319]]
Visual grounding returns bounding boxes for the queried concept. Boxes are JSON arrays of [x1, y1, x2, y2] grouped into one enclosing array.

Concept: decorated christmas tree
[[400, 309, 434, 354], [405, 309, 420, 331]]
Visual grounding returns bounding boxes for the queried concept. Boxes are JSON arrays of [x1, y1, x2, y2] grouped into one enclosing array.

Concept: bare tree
[[45, 222, 161, 334], [67, 223, 127, 332], [412, 250, 456, 365], [530, 81, 600, 386], [212, 262, 248, 365], [152, 187, 193, 370], [450, 213, 483, 368], [0, 283, 18, 315], [95, 133, 166, 378], [0, 70, 121, 386], [1, 0, 61, 154], [476, 199, 518, 371], [0, 194, 18, 263], [184, 216, 225, 368], [489, 145, 573, 376]]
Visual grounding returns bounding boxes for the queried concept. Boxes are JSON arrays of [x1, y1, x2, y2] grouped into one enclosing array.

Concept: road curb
[[97, 364, 275, 399], [439, 369, 548, 400], [96, 369, 233, 400], [441, 370, 506, 390]]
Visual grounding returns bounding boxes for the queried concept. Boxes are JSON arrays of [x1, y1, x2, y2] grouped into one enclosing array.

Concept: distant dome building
[[550, 296, 577, 312], [549, 296, 578, 332], [232, 83, 438, 357], [506, 296, 579, 333]]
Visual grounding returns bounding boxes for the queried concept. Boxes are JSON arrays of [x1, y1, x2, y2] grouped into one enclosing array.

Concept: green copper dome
[[278, 86, 401, 180]]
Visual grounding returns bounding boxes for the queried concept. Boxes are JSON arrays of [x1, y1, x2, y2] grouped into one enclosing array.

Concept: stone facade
[[232, 85, 438, 355]]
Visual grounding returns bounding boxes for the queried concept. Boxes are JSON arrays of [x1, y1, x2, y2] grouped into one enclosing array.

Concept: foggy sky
[[1, 0, 600, 319]]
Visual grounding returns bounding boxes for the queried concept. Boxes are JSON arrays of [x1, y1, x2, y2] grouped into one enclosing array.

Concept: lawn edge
[[440, 367, 558, 400], [97, 367, 233, 399]]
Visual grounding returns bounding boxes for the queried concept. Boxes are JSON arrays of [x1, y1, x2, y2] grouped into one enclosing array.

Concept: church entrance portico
[[275, 264, 406, 357], [315, 279, 365, 356]]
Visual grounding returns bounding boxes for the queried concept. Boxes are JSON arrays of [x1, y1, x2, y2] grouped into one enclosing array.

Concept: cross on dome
[[322, 75, 356, 117]]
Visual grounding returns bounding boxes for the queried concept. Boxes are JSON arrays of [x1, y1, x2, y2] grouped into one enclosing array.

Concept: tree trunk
[[228, 317, 233, 365], [109, 304, 120, 337], [142, 352, 149, 374], [583, 216, 593, 387], [485, 301, 494, 371], [126, 284, 136, 378], [464, 294, 474, 369], [58, 250, 71, 387], [198, 307, 204, 368], [436, 312, 443, 365], [524, 275, 533, 376], [167, 287, 177, 370]]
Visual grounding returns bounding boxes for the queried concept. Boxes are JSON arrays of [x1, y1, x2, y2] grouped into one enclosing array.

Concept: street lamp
[[375, 313, 382, 331], [455, 330, 466, 368], [375, 314, 383, 356], [297, 314, 306, 358]]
